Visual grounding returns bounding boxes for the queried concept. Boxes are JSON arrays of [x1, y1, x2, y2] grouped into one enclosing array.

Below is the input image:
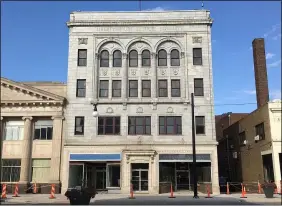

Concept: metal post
[[191, 93, 199, 198]]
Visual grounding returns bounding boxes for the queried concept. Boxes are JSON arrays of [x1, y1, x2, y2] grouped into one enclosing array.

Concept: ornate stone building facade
[[63, 10, 219, 194], [1, 77, 66, 193]]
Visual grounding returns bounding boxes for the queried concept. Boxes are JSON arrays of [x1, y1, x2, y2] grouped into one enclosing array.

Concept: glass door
[[176, 170, 190, 190], [131, 163, 149, 192], [96, 170, 106, 190]]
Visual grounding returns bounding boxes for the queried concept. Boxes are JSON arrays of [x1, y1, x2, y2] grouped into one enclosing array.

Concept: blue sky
[[1, 1, 281, 115]]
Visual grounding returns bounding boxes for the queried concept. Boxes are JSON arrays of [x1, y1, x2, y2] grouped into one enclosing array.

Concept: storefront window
[[68, 164, 84, 188], [107, 164, 120, 187], [197, 162, 211, 182]]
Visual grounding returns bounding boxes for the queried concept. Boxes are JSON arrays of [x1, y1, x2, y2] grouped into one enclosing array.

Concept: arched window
[[142, 50, 151, 67], [158, 50, 167, 66], [113, 50, 122, 67], [100, 50, 109, 67], [129, 50, 138, 67], [170, 49, 180, 66]]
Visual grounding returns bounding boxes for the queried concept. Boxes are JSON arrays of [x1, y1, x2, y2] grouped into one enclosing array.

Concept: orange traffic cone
[[240, 183, 247, 198], [258, 182, 261, 194], [168, 183, 175, 198], [227, 182, 230, 195], [128, 184, 135, 199], [49, 184, 56, 199], [12, 184, 20, 197], [205, 184, 212, 198], [1, 184, 7, 199], [33, 183, 37, 194]]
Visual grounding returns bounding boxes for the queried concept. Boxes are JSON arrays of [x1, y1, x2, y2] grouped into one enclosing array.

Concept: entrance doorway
[[176, 170, 190, 190], [96, 167, 106, 190], [131, 163, 149, 192]]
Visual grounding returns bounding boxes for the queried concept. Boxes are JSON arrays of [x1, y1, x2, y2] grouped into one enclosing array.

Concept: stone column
[[151, 52, 157, 99], [93, 53, 99, 100], [19, 116, 33, 183], [122, 53, 128, 100], [211, 149, 220, 194], [0, 116, 3, 159], [272, 149, 282, 188], [49, 116, 64, 187]]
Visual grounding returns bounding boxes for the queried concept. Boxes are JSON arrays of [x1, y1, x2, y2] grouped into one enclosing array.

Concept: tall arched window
[[170, 49, 180, 66], [113, 50, 122, 67], [100, 50, 109, 67], [142, 50, 151, 67], [158, 50, 167, 66], [129, 50, 138, 67]]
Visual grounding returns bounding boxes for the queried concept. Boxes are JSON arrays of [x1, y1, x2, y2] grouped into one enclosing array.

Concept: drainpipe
[[227, 113, 231, 182]]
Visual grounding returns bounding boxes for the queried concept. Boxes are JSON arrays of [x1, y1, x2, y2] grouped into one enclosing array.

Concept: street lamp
[[92, 103, 98, 117]]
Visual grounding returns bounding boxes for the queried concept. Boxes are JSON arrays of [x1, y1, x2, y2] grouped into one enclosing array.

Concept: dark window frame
[[170, 49, 180, 66], [158, 49, 167, 66], [77, 49, 87, 66], [98, 116, 121, 135], [113, 50, 122, 67], [238, 131, 246, 146], [34, 121, 53, 140], [76, 79, 86, 97], [129, 80, 138, 97], [74, 116, 84, 135], [193, 48, 203, 65], [194, 78, 204, 96], [128, 116, 151, 135], [159, 116, 182, 135], [195, 116, 205, 134], [99, 80, 109, 98], [1, 159, 21, 182], [171, 79, 181, 97], [129, 50, 138, 67], [158, 80, 168, 97], [141, 50, 151, 67], [255, 122, 265, 140], [100, 50, 110, 67], [112, 80, 122, 98], [142, 80, 151, 97]]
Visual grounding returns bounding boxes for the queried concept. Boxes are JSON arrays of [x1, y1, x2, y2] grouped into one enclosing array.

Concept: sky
[[1, 1, 281, 115]]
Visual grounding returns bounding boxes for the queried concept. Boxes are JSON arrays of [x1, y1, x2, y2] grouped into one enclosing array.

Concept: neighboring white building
[[63, 10, 219, 194]]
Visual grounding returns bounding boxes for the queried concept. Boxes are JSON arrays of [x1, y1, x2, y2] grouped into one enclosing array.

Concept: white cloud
[[268, 59, 281, 68], [272, 33, 281, 40], [263, 23, 281, 38], [243, 90, 256, 95], [270, 90, 281, 100], [147, 7, 166, 11], [266, 52, 275, 60]]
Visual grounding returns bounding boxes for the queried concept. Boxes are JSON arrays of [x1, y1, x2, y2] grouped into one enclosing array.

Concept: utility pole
[[191, 93, 199, 198]]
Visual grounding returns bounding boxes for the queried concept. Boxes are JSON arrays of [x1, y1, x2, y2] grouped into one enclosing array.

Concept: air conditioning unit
[[243, 140, 248, 145], [254, 135, 261, 142]]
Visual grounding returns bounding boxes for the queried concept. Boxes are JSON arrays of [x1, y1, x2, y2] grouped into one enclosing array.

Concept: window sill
[[33, 139, 53, 141], [77, 66, 87, 67], [196, 134, 207, 136], [76, 96, 86, 98], [74, 134, 84, 136]]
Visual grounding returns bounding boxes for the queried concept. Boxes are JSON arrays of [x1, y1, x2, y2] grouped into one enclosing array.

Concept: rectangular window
[[112, 80, 121, 98], [4, 121, 24, 140], [255, 122, 265, 140], [194, 78, 204, 96], [159, 116, 182, 135], [193, 48, 202, 65], [107, 164, 121, 187], [129, 80, 138, 97], [98, 117, 120, 135], [158, 80, 168, 97], [195, 116, 205, 134], [74, 117, 84, 135], [128, 116, 151, 135], [32, 159, 51, 183], [76, 79, 86, 97], [34, 120, 53, 140], [142, 80, 151, 97], [171, 79, 181, 97], [99, 80, 109, 98], [239, 131, 246, 145], [1, 159, 21, 182], [77, 49, 87, 66]]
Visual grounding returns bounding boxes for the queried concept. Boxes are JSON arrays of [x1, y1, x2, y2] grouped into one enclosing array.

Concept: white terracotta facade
[[63, 10, 219, 194]]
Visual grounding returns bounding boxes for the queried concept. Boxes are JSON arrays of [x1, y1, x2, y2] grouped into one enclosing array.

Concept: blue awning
[[70, 153, 121, 161]]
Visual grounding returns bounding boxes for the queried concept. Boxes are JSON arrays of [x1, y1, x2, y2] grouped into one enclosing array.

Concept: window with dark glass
[[100, 50, 109, 67], [128, 116, 151, 135], [142, 80, 151, 97], [193, 48, 202, 65], [112, 80, 121, 97], [113, 50, 122, 67], [76, 79, 86, 97], [99, 80, 109, 98], [195, 116, 205, 134], [194, 78, 204, 96], [239, 131, 246, 145], [158, 50, 167, 66], [98, 117, 120, 135], [129, 80, 138, 97], [74, 117, 84, 135], [158, 80, 168, 97], [129, 50, 138, 67], [1, 159, 21, 182], [171, 79, 180, 97], [170, 49, 180, 66], [255, 122, 265, 140], [34, 120, 53, 140], [77, 49, 87, 66], [159, 116, 182, 135], [142, 50, 151, 66]]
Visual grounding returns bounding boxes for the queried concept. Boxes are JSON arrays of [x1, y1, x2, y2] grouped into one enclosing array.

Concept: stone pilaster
[[122, 53, 128, 100], [19, 116, 33, 183], [211, 149, 220, 194], [93, 53, 99, 100], [151, 52, 157, 99], [49, 116, 64, 184], [0, 116, 3, 160]]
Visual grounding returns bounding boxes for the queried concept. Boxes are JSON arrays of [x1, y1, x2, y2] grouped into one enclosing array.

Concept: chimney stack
[[252, 38, 269, 108]]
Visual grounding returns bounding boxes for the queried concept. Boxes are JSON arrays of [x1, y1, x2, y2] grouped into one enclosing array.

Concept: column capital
[[151, 52, 157, 58], [22, 116, 32, 121], [122, 53, 128, 59], [51, 116, 65, 120], [1, 116, 3, 121]]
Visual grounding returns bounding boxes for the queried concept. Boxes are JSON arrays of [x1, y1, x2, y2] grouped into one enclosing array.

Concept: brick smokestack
[[252, 38, 269, 108]]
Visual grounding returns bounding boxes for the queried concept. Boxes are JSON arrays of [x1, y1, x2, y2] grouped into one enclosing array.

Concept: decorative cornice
[[22, 116, 33, 121], [51, 116, 65, 120], [1, 116, 3, 121], [1, 100, 64, 107]]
